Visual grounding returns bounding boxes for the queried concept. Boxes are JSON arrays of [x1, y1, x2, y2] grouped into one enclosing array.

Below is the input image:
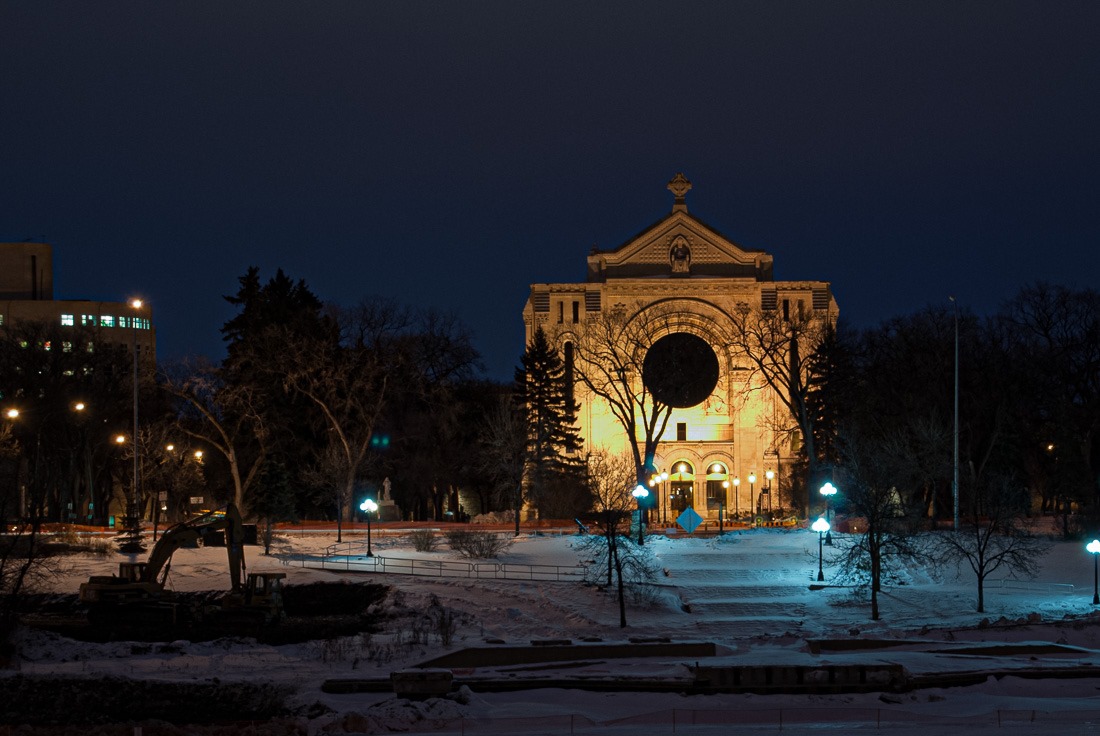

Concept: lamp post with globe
[[812, 517, 830, 582], [360, 498, 378, 557], [820, 481, 838, 545], [632, 485, 649, 545], [1088, 539, 1100, 605]]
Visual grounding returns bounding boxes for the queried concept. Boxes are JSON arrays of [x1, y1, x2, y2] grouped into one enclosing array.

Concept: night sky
[[3, 3, 1098, 381]]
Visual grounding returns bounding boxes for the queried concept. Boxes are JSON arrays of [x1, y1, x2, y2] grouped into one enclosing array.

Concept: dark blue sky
[[3, 2, 1098, 381]]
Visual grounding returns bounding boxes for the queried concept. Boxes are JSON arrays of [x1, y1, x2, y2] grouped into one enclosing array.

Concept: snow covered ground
[[11, 525, 1100, 734]]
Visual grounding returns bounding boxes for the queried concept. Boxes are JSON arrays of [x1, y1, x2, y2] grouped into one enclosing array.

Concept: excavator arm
[[142, 503, 246, 591]]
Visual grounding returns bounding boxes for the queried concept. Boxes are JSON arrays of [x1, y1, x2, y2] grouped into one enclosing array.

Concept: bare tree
[[300, 444, 359, 543], [1002, 283, 1100, 509], [161, 359, 267, 515], [479, 396, 527, 535], [582, 448, 656, 628], [933, 473, 1050, 613], [727, 301, 834, 512], [283, 301, 408, 538], [565, 303, 675, 484], [835, 427, 928, 621]]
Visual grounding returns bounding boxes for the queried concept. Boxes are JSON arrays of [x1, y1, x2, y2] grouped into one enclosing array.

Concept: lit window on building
[[61, 314, 74, 326], [86, 342, 94, 353], [62, 341, 73, 353], [100, 316, 115, 328], [63, 369, 75, 376], [43, 341, 52, 351], [81, 314, 95, 326], [118, 316, 129, 328]]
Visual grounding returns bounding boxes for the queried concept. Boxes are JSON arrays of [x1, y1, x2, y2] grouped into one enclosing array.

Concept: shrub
[[408, 530, 438, 552], [444, 530, 512, 559]]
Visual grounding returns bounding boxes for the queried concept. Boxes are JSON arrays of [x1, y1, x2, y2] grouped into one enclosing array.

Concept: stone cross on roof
[[667, 173, 692, 212]]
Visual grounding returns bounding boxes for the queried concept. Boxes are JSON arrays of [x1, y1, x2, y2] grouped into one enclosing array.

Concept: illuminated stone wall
[[522, 175, 837, 523]]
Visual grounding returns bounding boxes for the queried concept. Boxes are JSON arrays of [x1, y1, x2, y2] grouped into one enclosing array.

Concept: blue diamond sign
[[676, 507, 703, 534]]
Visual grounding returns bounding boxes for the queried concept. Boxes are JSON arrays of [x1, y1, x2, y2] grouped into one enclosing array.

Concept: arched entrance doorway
[[705, 462, 729, 515], [669, 461, 695, 514]]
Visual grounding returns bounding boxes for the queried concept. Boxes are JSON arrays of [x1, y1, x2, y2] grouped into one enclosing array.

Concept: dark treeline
[[2, 277, 1098, 541], [806, 282, 1100, 539]]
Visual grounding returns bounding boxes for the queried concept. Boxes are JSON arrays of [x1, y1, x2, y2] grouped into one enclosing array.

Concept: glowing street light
[[765, 468, 775, 514], [632, 484, 649, 545], [820, 481, 838, 545], [812, 517, 831, 582], [360, 498, 379, 556], [1088, 539, 1100, 605], [5, 408, 19, 420], [732, 476, 741, 517]]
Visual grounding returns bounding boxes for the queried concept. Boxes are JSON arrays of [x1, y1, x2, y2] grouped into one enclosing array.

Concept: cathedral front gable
[[587, 175, 773, 282]]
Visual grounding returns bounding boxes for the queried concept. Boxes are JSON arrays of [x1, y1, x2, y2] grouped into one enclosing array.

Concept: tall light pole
[[765, 469, 775, 514], [125, 298, 144, 552], [732, 476, 740, 518], [950, 295, 959, 532], [748, 471, 757, 516], [632, 484, 649, 545]]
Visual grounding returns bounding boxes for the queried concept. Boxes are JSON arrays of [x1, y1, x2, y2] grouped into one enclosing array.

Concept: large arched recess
[[624, 294, 734, 404]]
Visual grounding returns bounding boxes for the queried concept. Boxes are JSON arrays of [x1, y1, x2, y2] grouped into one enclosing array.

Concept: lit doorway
[[669, 461, 695, 514]]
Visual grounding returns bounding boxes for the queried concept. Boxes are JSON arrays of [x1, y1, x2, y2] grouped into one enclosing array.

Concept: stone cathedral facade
[[521, 175, 838, 524]]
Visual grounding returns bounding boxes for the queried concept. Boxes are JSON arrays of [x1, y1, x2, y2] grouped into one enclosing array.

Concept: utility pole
[[950, 296, 959, 532]]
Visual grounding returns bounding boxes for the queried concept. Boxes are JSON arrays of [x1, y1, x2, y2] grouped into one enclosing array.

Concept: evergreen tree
[[219, 267, 331, 515], [513, 327, 587, 518]]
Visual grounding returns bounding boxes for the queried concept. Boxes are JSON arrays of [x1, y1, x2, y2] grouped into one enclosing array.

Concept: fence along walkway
[[308, 705, 1100, 735], [290, 545, 586, 583]]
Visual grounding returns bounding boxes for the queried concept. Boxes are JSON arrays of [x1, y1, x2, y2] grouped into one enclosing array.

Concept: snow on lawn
[[11, 525, 1100, 734]]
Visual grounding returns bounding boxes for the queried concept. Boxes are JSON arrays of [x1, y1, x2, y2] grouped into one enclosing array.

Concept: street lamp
[[812, 517, 830, 582], [748, 471, 757, 515], [721, 479, 730, 533], [765, 469, 775, 514], [820, 481, 838, 545], [648, 470, 668, 522], [360, 498, 378, 556], [1088, 539, 1100, 605], [732, 476, 740, 518], [122, 297, 144, 553], [632, 484, 649, 545]]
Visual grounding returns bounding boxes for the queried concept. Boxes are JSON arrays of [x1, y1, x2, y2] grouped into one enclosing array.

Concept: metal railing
[[289, 705, 1100, 734], [295, 553, 587, 583], [994, 578, 1075, 594]]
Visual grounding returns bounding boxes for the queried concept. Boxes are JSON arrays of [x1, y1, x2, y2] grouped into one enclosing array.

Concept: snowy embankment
[[7, 527, 1100, 734]]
